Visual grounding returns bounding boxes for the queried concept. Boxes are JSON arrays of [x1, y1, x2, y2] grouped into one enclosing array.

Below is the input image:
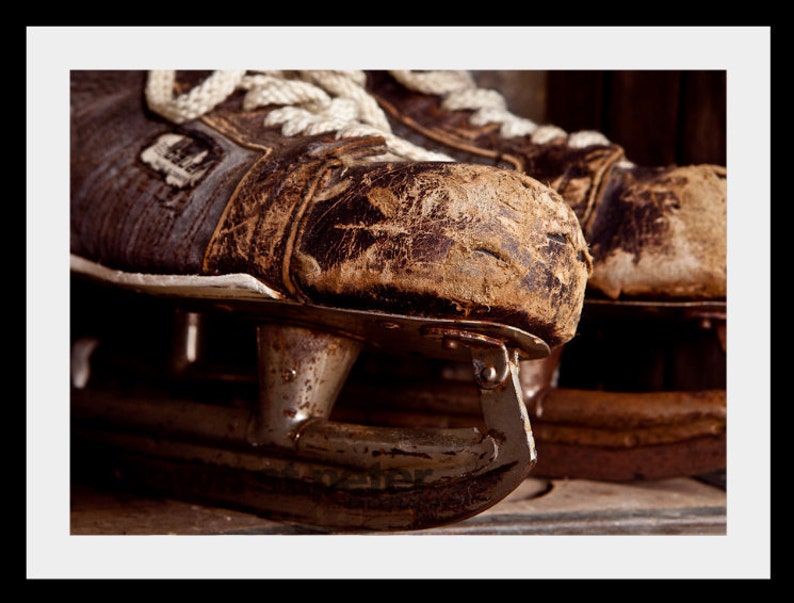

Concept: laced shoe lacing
[[388, 70, 634, 168], [146, 70, 633, 168], [145, 70, 455, 163]]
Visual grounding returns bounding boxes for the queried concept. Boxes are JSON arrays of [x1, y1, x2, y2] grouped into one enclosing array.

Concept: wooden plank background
[[474, 70, 726, 167]]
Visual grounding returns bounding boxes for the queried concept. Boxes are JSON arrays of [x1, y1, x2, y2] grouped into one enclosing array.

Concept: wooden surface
[[71, 473, 726, 536]]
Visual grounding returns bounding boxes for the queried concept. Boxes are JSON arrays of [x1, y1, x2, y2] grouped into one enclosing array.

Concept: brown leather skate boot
[[70, 70, 592, 531], [366, 70, 727, 303], [359, 70, 727, 482]]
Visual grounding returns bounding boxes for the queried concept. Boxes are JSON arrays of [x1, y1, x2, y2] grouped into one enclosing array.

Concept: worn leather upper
[[587, 164, 727, 300], [71, 71, 593, 347], [366, 71, 727, 301]]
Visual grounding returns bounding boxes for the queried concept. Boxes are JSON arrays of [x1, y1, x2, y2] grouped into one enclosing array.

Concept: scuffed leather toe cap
[[586, 164, 727, 300], [292, 162, 592, 347]]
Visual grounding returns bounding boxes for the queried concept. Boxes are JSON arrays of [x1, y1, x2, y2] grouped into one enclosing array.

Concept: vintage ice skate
[[356, 70, 727, 481], [70, 71, 592, 531]]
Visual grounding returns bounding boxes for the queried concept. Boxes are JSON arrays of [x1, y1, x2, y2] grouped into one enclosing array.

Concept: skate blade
[[71, 255, 548, 531]]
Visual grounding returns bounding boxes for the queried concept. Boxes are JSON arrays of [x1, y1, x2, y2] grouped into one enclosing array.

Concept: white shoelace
[[389, 70, 615, 149], [145, 70, 454, 163], [146, 70, 632, 166]]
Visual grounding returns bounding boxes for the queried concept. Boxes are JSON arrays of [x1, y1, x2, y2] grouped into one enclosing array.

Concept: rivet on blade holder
[[423, 327, 512, 391]]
